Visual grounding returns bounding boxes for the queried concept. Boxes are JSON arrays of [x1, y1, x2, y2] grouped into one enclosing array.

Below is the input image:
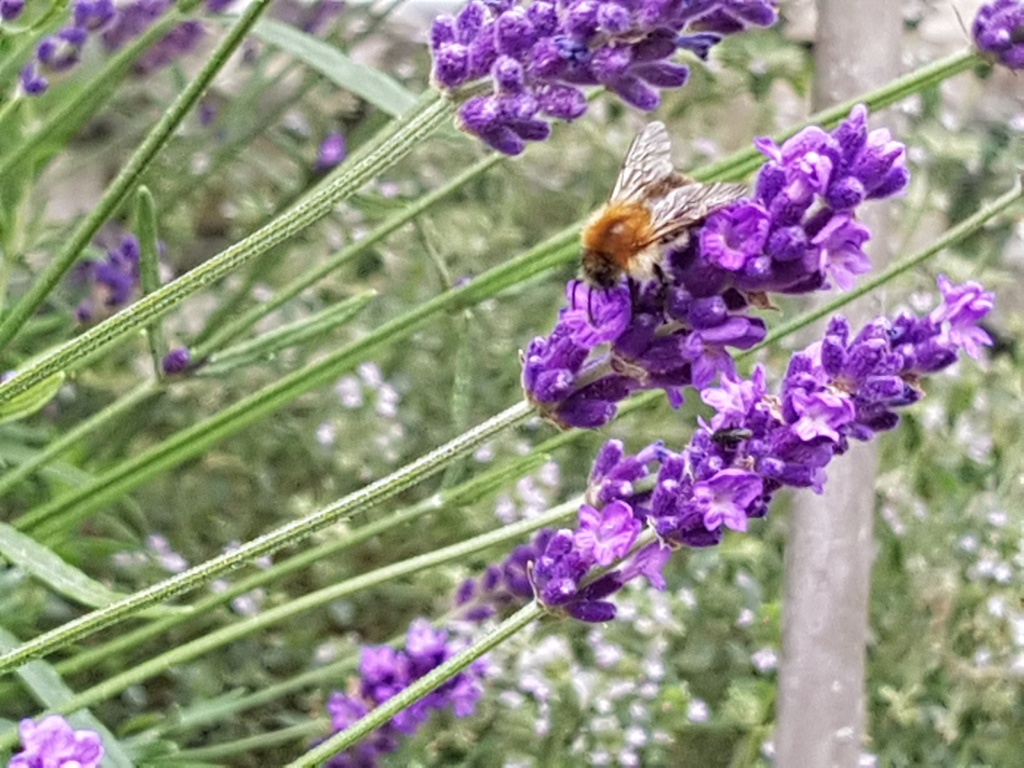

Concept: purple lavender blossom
[[431, 0, 779, 154], [454, 529, 551, 621], [37, 26, 89, 73], [526, 499, 659, 621], [9, 715, 104, 768], [206, 0, 239, 11], [73, 234, 142, 323], [162, 347, 193, 375], [520, 276, 995, 620], [134, 18, 206, 74], [320, 276, 993, 764], [1, 0, 25, 21], [100, 0, 172, 53], [19, 63, 48, 95], [973, 0, 1024, 70], [322, 619, 487, 767], [315, 132, 348, 173], [930, 274, 995, 358], [74, 0, 116, 31], [522, 106, 909, 429]]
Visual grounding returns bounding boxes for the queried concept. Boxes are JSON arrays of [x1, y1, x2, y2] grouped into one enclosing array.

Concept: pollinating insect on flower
[[523, 105, 909, 428], [579, 121, 746, 289]]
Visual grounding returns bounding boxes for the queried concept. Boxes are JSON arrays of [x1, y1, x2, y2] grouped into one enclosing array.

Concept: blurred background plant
[[0, 0, 1020, 765]]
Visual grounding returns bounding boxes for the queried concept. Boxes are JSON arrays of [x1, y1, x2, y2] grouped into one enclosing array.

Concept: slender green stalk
[[0, 383, 158, 497], [158, 722, 324, 763], [0, 400, 533, 675], [291, 601, 545, 767], [0, 89, 454, 404], [15, 236, 577, 536], [52, 451, 551, 678], [0, 499, 574, 748], [135, 187, 166, 377], [199, 291, 376, 375], [0, 2, 271, 351], [698, 50, 980, 183], [194, 151, 505, 357]]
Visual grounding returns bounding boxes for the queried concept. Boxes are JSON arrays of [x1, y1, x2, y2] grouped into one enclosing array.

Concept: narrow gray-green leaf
[[0, 523, 186, 618], [201, 291, 376, 376], [0, 372, 65, 425], [250, 17, 417, 117], [135, 186, 166, 376]]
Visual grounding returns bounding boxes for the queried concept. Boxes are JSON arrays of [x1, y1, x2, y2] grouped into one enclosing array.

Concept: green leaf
[[0, 627, 135, 768], [249, 18, 418, 117], [0, 372, 65, 425], [201, 291, 376, 376], [0, 522, 187, 618]]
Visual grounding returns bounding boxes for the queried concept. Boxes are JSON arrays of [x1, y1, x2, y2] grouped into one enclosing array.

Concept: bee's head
[[580, 248, 622, 289]]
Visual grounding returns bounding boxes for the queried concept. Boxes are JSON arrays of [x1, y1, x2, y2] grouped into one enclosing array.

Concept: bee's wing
[[609, 121, 676, 203], [645, 181, 748, 243]]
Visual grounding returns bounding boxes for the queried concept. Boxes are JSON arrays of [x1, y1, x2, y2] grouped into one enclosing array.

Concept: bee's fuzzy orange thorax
[[581, 201, 655, 270]]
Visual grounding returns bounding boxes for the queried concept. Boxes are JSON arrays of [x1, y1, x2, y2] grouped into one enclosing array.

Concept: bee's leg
[[627, 277, 639, 307], [587, 286, 597, 325], [652, 261, 666, 285]]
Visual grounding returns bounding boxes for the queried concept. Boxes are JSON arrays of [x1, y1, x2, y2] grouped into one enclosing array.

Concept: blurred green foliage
[[0, 2, 1020, 766]]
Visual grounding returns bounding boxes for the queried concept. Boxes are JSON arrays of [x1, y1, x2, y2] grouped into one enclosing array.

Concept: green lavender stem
[[291, 601, 545, 767], [194, 152, 505, 357], [0, 0, 274, 352], [0, 499, 575, 749], [50, 452, 550, 679], [0, 400, 533, 675]]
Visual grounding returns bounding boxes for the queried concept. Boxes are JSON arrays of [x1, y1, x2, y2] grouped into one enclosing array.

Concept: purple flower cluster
[[519, 276, 994, 620], [20, 2, 105, 96], [430, 0, 778, 154], [454, 529, 553, 621], [973, 0, 1024, 70], [73, 234, 142, 324], [162, 346, 194, 375], [323, 619, 487, 767], [317, 275, 992, 765], [523, 105, 910, 428], [10, 715, 104, 768], [1, 0, 25, 22], [102, 1, 236, 75], [18, 0, 241, 94]]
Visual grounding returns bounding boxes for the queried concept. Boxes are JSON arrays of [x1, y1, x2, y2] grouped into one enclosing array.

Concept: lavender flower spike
[[321, 619, 487, 767], [73, 234, 142, 324], [973, 0, 1024, 70], [74, 0, 116, 32], [522, 276, 995, 622], [10, 715, 104, 768], [1, 0, 25, 21], [431, 0, 779, 154]]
